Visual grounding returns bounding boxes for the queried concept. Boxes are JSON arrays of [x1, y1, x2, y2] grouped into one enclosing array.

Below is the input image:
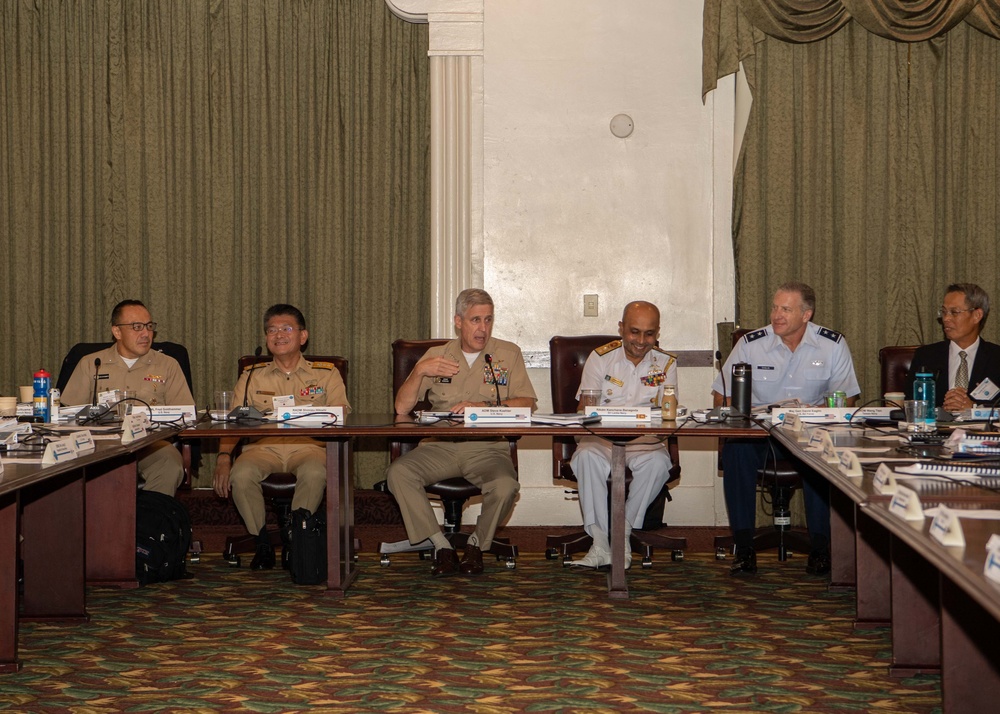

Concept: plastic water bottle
[[912, 370, 936, 431], [33, 368, 51, 422]]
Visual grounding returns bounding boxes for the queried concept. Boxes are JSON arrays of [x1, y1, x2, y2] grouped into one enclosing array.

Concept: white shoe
[[572, 542, 611, 568]]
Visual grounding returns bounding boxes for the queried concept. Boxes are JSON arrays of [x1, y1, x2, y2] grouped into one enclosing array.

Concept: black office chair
[[713, 329, 811, 562], [543, 335, 686, 567], [56, 340, 200, 488], [222, 354, 349, 568], [376, 338, 519, 569]]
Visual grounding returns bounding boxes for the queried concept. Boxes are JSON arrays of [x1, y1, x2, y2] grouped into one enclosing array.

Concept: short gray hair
[[455, 288, 494, 317], [946, 283, 990, 329], [775, 281, 816, 315]]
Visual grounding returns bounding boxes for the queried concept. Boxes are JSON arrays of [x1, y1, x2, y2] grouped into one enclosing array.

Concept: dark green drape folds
[[0, 1, 430, 486], [704, 0, 1000, 402]]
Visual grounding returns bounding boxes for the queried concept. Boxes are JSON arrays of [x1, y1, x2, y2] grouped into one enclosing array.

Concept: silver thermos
[[731, 362, 752, 419]]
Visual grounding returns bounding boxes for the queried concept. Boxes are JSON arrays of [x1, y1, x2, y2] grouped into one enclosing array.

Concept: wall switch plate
[[584, 294, 599, 317]]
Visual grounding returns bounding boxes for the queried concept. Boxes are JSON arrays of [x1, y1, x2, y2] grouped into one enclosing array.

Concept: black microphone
[[484, 353, 503, 407], [707, 349, 731, 422], [229, 346, 266, 422], [78, 357, 112, 424]]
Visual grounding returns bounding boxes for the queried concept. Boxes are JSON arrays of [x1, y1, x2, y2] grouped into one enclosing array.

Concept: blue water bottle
[[912, 370, 936, 431], [33, 367, 51, 422]]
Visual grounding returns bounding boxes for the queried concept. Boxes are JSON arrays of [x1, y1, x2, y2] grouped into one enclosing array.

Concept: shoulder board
[[817, 327, 843, 343], [309, 361, 335, 370], [651, 346, 676, 359], [594, 340, 622, 356], [743, 328, 768, 343], [241, 362, 269, 374]]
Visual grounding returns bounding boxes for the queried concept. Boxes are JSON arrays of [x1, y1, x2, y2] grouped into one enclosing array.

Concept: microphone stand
[[484, 353, 503, 407], [229, 346, 266, 422]]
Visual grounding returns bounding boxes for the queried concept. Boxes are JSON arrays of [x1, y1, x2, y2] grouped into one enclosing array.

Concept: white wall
[[448, 1, 738, 528]]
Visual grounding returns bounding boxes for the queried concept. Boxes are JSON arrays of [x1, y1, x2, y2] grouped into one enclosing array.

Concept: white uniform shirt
[[711, 322, 860, 407], [577, 341, 677, 408]]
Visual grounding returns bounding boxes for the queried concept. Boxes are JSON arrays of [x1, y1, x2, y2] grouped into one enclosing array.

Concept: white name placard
[[132, 405, 197, 424], [929, 505, 965, 548], [589, 407, 652, 422], [72, 430, 96, 454], [120, 414, 149, 445], [837, 450, 863, 477], [464, 407, 531, 424], [42, 437, 78, 465], [985, 544, 1000, 584], [820, 433, 839, 463], [781, 413, 803, 433], [873, 463, 898, 494], [271, 405, 345, 424], [889, 485, 924, 521]]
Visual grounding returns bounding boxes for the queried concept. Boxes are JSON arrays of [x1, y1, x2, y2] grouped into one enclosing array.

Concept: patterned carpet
[[5, 552, 940, 713]]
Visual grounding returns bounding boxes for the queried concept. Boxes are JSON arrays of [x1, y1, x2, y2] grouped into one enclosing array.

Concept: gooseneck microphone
[[484, 353, 503, 407], [79, 357, 112, 424], [716, 350, 728, 406], [229, 346, 266, 422]]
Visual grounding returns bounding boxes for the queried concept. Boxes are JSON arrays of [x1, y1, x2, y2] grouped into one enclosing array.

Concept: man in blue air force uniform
[[712, 282, 860, 578], [571, 301, 677, 569]]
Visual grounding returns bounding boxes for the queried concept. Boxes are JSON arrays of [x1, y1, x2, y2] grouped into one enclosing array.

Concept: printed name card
[[821, 433, 840, 463], [873, 464, 898, 494], [781, 413, 803, 433], [837, 450, 863, 477], [985, 539, 1000, 584], [272, 406, 345, 424], [889, 485, 924, 521], [929, 505, 965, 548], [464, 407, 532, 424], [120, 414, 148, 445], [589, 407, 651, 422], [72, 430, 96, 454], [42, 437, 78, 465], [132, 405, 198, 423], [807, 428, 827, 449]]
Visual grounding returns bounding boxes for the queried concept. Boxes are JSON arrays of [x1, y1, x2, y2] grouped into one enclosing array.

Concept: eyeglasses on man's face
[[937, 308, 974, 319], [265, 325, 300, 336], [115, 322, 157, 332]]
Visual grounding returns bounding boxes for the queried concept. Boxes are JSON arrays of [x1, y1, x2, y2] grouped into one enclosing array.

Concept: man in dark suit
[[906, 283, 1000, 412]]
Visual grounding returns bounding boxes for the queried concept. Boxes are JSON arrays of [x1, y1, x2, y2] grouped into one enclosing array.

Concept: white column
[[386, 1, 484, 336]]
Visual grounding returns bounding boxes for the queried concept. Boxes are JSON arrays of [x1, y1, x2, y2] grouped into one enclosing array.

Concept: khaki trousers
[[231, 443, 326, 534], [138, 441, 185, 496]]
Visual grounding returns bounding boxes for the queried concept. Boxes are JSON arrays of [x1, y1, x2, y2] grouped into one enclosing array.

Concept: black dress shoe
[[730, 547, 757, 577], [806, 549, 831, 576], [250, 543, 276, 570], [431, 548, 460, 578], [459, 545, 484, 575]]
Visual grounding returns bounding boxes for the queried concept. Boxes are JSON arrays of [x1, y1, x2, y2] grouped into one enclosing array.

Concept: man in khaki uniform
[[387, 288, 537, 578], [62, 299, 194, 496], [213, 304, 350, 570]]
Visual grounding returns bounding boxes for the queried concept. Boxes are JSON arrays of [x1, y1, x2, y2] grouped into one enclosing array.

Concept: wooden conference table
[[1, 426, 179, 673], [770, 422, 1000, 711], [181, 414, 765, 599]]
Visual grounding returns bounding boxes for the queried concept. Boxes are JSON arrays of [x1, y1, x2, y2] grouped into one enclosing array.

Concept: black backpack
[[288, 507, 327, 585], [135, 490, 192, 586]]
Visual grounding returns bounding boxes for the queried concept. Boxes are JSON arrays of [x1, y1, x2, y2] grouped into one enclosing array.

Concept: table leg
[[829, 488, 856, 589], [889, 535, 940, 676], [854, 509, 891, 629], [86, 455, 139, 588], [0, 492, 20, 672], [608, 442, 629, 599], [325, 438, 357, 596], [21, 472, 88, 622]]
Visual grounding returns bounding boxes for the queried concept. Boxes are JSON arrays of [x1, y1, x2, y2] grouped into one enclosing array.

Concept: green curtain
[[704, 0, 1000, 403], [0, 0, 430, 487]]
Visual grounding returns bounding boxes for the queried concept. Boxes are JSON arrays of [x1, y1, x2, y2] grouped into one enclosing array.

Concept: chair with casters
[[221, 354, 350, 568], [543, 334, 687, 568], [56, 340, 200, 489], [878, 345, 919, 397], [713, 328, 811, 562], [375, 338, 519, 569]]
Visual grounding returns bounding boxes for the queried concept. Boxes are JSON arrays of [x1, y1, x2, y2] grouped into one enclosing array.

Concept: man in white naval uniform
[[571, 301, 677, 569]]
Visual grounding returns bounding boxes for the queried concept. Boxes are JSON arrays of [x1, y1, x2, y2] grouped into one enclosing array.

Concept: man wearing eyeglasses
[[906, 283, 1000, 413], [62, 299, 194, 495], [212, 304, 350, 570]]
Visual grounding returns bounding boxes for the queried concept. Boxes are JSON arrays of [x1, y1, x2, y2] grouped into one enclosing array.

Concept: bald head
[[619, 301, 660, 365]]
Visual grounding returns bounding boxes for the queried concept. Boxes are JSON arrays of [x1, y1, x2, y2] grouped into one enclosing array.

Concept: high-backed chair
[[544, 334, 686, 567], [376, 338, 519, 569], [713, 329, 810, 561], [222, 354, 348, 568], [56, 340, 199, 488], [879, 345, 919, 397]]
